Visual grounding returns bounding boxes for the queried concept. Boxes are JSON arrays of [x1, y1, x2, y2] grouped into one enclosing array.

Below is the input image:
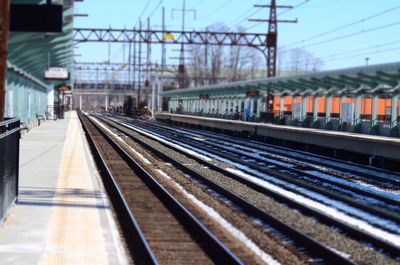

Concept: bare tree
[[190, 45, 205, 86], [280, 47, 323, 75], [207, 23, 229, 84], [187, 23, 265, 84]]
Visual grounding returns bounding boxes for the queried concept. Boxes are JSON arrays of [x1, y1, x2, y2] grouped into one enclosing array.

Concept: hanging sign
[[10, 4, 63, 33], [44, 67, 69, 80], [293, 102, 303, 119], [341, 103, 354, 122]]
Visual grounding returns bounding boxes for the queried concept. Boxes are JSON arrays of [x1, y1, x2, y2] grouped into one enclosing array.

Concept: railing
[[0, 118, 20, 223], [390, 120, 399, 129]]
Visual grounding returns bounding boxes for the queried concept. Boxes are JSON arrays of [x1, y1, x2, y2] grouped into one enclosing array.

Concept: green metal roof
[[7, 0, 75, 87], [161, 62, 400, 98]]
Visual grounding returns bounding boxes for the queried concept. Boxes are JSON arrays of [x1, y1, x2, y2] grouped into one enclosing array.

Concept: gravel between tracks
[[85, 116, 219, 265], [98, 116, 399, 265]]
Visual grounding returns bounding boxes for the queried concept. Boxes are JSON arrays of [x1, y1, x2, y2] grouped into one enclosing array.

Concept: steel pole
[[0, 0, 10, 121]]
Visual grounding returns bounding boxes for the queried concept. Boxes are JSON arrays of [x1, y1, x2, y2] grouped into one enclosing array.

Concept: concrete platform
[[156, 113, 400, 162], [0, 112, 128, 265]]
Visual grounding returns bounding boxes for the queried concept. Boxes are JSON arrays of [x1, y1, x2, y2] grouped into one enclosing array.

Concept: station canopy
[[161, 62, 400, 98], [7, 0, 75, 88]]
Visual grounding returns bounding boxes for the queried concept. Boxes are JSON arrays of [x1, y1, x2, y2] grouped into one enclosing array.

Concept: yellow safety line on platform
[[40, 112, 109, 265]]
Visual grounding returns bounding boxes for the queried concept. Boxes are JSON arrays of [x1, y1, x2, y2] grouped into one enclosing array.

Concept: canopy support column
[[372, 95, 378, 122], [280, 96, 285, 116], [339, 96, 346, 121], [313, 96, 319, 121], [302, 96, 308, 120], [326, 96, 332, 121], [257, 97, 262, 119], [391, 94, 398, 124], [355, 95, 362, 122]]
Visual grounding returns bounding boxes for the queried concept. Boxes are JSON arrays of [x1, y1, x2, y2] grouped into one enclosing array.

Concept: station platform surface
[[0, 112, 128, 265], [157, 113, 400, 161]]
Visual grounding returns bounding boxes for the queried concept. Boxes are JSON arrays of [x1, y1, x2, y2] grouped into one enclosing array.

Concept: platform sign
[[44, 67, 69, 80], [292, 102, 302, 119], [341, 103, 354, 122]]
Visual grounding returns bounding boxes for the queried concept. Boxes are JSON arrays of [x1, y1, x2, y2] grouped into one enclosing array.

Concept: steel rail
[[98, 115, 400, 259], [78, 113, 159, 265], [81, 113, 244, 265], [141, 118, 400, 187], [118, 119, 400, 224], [144, 123, 400, 207], [156, 119, 400, 186], [96, 114, 360, 265]]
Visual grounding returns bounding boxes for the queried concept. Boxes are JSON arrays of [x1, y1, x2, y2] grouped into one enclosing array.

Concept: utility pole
[[128, 31, 132, 84], [0, 0, 10, 121], [249, 1, 296, 77], [133, 28, 137, 90], [146, 17, 152, 98], [249, 0, 296, 113], [161, 7, 166, 75], [108, 25, 112, 63], [172, 0, 196, 89], [138, 21, 142, 109]]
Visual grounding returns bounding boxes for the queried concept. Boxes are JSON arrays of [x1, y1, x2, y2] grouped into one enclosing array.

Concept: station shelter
[[161, 63, 400, 137]]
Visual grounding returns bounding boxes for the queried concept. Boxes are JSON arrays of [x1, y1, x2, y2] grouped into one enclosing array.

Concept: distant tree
[[187, 23, 265, 84], [189, 45, 206, 86], [279, 47, 323, 75]]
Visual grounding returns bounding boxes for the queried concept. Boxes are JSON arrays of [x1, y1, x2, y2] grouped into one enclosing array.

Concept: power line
[[192, 0, 234, 21], [230, 1, 264, 27], [286, 3, 400, 47], [191, 0, 205, 9], [147, 0, 164, 18], [295, 20, 400, 49], [281, 39, 400, 66], [321, 39, 400, 60], [284, 45, 400, 69], [135, 0, 152, 27], [327, 46, 400, 63]]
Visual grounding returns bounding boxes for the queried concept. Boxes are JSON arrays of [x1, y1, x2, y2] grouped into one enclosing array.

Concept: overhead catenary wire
[[286, 3, 400, 47], [280, 39, 400, 67], [191, 0, 205, 9], [319, 39, 400, 60], [283, 45, 400, 69], [230, 3, 263, 27], [293, 20, 400, 50], [190, 0, 234, 22], [147, 0, 164, 18], [135, 0, 152, 27]]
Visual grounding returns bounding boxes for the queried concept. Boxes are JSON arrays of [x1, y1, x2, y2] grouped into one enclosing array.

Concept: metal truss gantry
[[73, 28, 269, 47]]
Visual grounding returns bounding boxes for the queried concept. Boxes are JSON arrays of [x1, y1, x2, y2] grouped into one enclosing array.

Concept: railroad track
[[87, 113, 399, 264], [132, 120, 400, 223], [94, 113, 400, 264], [122, 115, 399, 190], [78, 113, 245, 265], [111, 117, 400, 223]]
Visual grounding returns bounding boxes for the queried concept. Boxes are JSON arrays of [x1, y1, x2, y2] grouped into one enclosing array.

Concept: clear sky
[[74, 0, 400, 72]]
